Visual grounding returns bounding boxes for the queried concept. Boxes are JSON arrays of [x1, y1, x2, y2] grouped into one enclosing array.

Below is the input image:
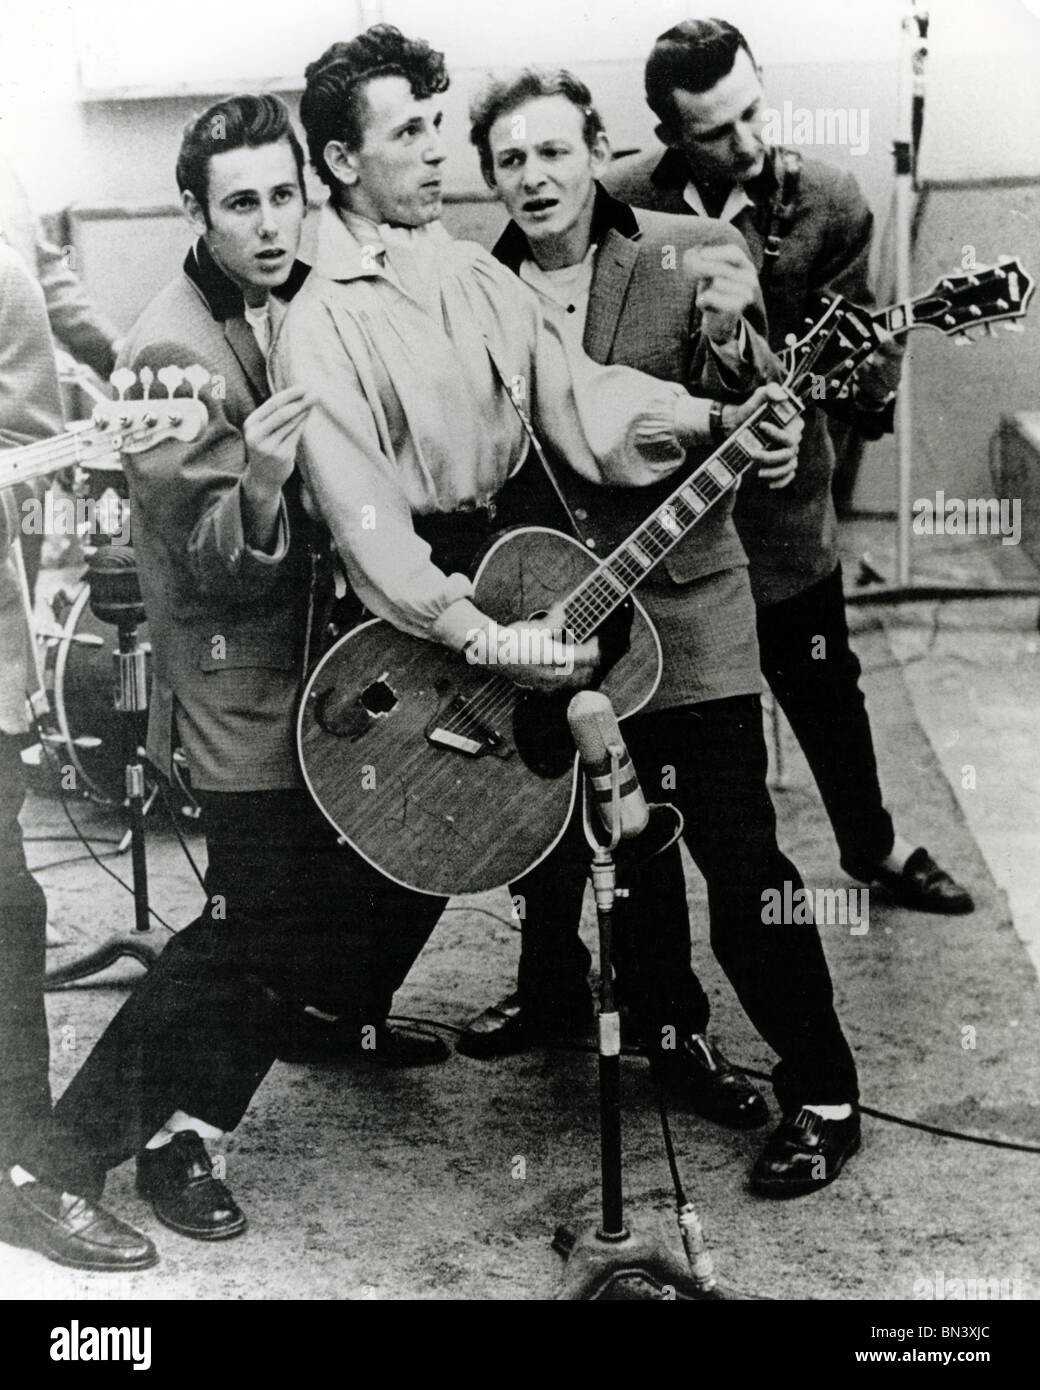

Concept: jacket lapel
[[223, 317, 269, 404], [584, 227, 640, 365]]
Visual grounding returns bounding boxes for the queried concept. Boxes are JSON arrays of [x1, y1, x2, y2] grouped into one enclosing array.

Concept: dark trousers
[[0, 734, 52, 1170], [513, 695, 859, 1109], [21, 789, 445, 1199], [756, 563, 895, 877]]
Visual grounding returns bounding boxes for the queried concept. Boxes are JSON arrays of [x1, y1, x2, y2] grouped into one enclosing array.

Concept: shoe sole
[[147, 1206, 247, 1241], [748, 1133, 861, 1199]]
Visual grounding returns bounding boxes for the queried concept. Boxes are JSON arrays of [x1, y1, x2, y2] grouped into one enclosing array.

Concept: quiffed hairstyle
[[469, 68, 605, 187], [645, 18, 755, 127], [299, 24, 450, 193], [175, 93, 306, 218]]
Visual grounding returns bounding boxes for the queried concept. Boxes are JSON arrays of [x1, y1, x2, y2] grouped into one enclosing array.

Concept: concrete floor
[[2, 521, 1038, 1301]]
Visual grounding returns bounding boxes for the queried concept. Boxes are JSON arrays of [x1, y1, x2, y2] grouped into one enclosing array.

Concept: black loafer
[[749, 1108, 861, 1197], [278, 1018, 450, 1067], [869, 847, 974, 914], [136, 1131, 246, 1241], [456, 991, 593, 1060], [1, 1178, 157, 1271], [649, 1033, 769, 1129]]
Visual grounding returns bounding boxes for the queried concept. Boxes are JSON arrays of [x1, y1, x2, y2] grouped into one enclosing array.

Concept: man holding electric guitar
[[606, 17, 974, 917]]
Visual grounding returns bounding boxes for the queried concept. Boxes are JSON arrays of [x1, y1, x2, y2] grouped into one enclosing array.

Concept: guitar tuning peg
[[183, 364, 210, 397], [156, 365, 185, 397], [139, 366, 154, 399], [1002, 320, 1024, 333], [109, 367, 136, 399], [784, 332, 798, 346], [984, 323, 996, 338]]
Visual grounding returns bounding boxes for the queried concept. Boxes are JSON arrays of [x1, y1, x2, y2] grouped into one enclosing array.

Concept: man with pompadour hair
[[605, 16, 973, 1192], [5, 90, 447, 1272]]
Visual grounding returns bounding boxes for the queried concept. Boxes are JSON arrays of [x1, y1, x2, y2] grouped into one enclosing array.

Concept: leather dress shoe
[[868, 847, 974, 914], [649, 1033, 769, 1129], [456, 991, 594, 1060], [749, 1107, 861, 1197], [136, 1131, 246, 1241], [278, 1017, 450, 1067], [1, 1178, 157, 1271]]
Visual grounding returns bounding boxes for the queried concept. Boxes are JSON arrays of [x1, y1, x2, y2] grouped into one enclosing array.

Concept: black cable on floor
[[29, 704, 175, 933], [154, 774, 206, 892], [389, 1013, 1040, 1157]]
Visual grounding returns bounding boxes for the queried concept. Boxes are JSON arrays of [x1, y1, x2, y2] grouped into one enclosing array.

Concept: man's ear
[[324, 140, 359, 189], [182, 188, 208, 236], [590, 130, 612, 174]]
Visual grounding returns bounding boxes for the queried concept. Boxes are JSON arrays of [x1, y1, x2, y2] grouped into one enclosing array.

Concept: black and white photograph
[[0, 0, 1038, 1335]]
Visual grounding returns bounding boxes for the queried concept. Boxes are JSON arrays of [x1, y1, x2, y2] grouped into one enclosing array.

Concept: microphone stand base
[[552, 1220, 730, 1301]]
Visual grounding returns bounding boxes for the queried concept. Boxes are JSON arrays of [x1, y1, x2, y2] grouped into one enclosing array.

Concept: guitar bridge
[[426, 696, 512, 759]]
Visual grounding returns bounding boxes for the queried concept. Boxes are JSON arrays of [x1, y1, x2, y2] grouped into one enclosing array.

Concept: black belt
[[413, 500, 503, 576]]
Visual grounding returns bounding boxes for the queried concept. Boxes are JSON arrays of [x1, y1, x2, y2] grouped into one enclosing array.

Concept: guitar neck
[[562, 398, 791, 643], [0, 430, 90, 492], [872, 299, 915, 336]]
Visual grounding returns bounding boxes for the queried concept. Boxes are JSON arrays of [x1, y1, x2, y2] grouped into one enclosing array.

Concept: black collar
[[492, 182, 640, 272], [651, 144, 780, 214], [184, 237, 310, 323]]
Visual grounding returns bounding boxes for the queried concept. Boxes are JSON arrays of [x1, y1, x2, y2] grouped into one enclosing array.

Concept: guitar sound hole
[[360, 678, 397, 716]]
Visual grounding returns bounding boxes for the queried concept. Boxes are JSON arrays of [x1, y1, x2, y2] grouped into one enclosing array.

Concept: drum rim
[[51, 582, 119, 806]]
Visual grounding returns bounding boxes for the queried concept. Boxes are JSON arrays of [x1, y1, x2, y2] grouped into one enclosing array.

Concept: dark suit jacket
[[493, 186, 776, 708], [117, 242, 315, 792], [606, 147, 891, 605]]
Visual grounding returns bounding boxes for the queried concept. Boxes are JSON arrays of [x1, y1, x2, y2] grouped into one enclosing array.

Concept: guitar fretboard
[[561, 401, 791, 643]]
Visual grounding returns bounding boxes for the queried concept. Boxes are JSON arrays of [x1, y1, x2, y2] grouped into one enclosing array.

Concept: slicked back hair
[[469, 68, 605, 187], [645, 18, 756, 128], [176, 93, 305, 221], [299, 24, 450, 196]]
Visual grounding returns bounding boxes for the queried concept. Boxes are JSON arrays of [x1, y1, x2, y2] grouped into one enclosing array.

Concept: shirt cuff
[[243, 494, 290, 564], [430, 598, 492, 652]]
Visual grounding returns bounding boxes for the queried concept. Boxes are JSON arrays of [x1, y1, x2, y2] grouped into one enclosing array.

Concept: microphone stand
[[553, 753, 722, 1300], [45, 542, 160, 987], [847, 3, 1038, 607]]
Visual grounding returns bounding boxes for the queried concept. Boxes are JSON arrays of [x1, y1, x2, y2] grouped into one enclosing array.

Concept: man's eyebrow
[[694, 100, 761, 141], [219, 187, 260, 202], [389, 108, 442, 137]]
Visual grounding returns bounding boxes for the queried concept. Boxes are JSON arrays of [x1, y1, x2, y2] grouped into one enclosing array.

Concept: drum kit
[[15, 363, 210, 985], [30, 476, 197, 816]]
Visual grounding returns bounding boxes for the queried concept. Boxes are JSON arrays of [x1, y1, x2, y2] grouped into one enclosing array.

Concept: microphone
[[567, 691, 650, 840]]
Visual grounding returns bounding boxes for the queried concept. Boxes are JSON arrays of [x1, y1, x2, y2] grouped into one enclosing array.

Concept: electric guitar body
[[298, 527, 662, 896]]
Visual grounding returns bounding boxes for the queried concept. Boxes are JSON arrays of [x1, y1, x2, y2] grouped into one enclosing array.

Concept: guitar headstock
[[72, 366, 210, 464], [782, 295, 881, 405], [897, 257, 1034, 341]]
